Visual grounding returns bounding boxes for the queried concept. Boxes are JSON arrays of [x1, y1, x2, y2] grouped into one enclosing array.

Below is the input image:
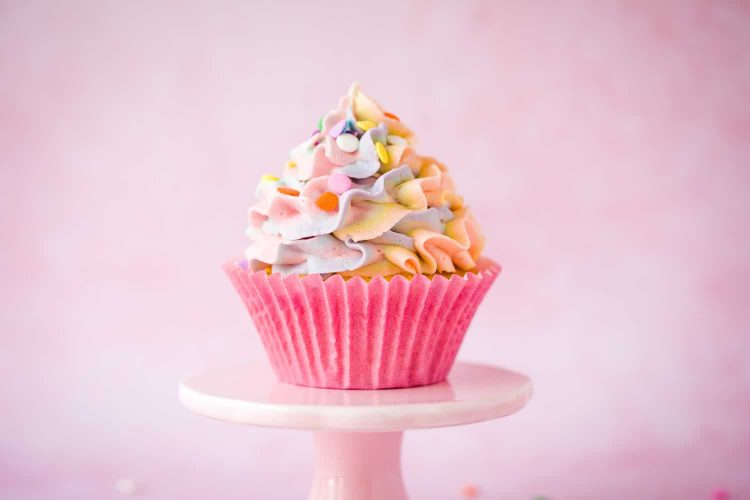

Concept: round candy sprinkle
[[355, 120, 376, 131], [384, 111, 400, 121], [328, 172, 352, 194], [375, 142, 389, 164], [460, 484, 478, 498], [115, 478, 140, 496], [315, 191, 339, 212], [335, 133, 359, 153], [286, 161, 297, 168], [328, 119, 347, 138], [261, 174, 279, 182], [277, 187, 300, 196], [386, 134, 407, 146], [712, 489, 730, 500], [343, 119, 357, 134]]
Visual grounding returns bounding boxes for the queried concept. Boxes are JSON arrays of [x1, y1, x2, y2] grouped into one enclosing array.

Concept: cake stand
[[179, 362, 532, 500]]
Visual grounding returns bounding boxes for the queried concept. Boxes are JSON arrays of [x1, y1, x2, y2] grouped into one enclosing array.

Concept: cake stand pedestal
[[179, 362, 532, 500]]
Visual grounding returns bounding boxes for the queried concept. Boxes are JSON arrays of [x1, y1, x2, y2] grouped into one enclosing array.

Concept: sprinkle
[[712, 489, 730, 500], [307, 136, 318, 151], [328, 119, 347, 138], [260, 174, 279, 182], [384, 111, 400, 121], [286, 161, 297, 168], [328, 172, 352, 194], [343, 119, 358, 134], [115, 478, 140, 496], [355, 120, 376, 131], [387, 134, 407, 146], [335, 133, 359, 153], [460, 484, 479, 498], [315, 191, 339, 212], [317, 116, 323, 131], [277, 187, 300, 196], [238, 259, 249, 270], [375, 142, 389, 164]]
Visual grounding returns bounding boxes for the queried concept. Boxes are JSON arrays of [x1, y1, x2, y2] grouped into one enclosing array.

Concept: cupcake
[[225, 83, 500, 389]]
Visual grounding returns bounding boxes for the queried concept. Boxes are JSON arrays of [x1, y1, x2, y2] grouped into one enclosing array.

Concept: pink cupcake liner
[[225, 258, 501, 389]]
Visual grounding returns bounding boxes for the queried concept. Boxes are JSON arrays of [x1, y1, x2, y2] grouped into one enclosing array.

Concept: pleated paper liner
[[225, 258, 501, 389]]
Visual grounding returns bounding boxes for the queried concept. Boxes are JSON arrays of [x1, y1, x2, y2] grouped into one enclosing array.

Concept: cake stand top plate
[[179, 362, 532, 432]]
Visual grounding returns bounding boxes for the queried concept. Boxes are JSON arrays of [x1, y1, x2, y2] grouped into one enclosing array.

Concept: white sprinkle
[[386, 134, 407, 146], [115, 478, 140, 496], [336, 133, 359, 153]]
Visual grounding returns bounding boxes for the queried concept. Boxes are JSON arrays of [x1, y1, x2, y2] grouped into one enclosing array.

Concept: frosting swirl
[[245, 83, 484, 276]]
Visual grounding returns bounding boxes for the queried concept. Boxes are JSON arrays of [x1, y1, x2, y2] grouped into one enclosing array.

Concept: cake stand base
[[311, 431, 407, 500], [179, 362, 532, 500]]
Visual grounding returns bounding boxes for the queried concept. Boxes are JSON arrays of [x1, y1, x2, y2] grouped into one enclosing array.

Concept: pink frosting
[[245, 83, 485, 276]]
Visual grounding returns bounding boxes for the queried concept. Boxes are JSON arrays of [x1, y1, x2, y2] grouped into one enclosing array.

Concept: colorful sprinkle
[[384, 111, 400, 121], [115, 478, 140, 496], [328, 172, 352, 194], [343, 119, 358, 134], [376, 142, 389, 164], [355, 120, 376, 131], [317, 116, 323, 131], [335, 133, 359, 153], [712, 489, 730, 500], [315, 191, 339, 212], [460, 484, 479, 498], [237, 259, 249, 270], [286, 161, 297, 168], [261, 174, 279, 182], [328, 119, 347, 138], [277, 187, 300, 196], [386, 134, 407, 146]]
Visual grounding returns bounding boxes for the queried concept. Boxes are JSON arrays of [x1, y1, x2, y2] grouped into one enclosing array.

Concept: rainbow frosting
[[245, 83, 484, 277]]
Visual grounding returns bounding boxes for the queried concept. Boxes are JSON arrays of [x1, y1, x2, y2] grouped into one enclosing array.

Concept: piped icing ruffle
[[245, 83, 484, 276]]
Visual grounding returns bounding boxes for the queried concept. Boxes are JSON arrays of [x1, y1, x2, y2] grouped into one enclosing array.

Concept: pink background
[[2, 1, 749, 498]]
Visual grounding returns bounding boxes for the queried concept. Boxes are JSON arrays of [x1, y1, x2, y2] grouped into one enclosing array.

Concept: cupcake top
[[244, 83, 484, 277]]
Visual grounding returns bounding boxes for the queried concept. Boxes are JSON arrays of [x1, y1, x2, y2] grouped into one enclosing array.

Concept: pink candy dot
[[328, 172, 352, 194], [713, 489, 730, 500]]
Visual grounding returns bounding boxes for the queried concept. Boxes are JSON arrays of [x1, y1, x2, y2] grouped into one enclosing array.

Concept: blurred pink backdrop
[[2, 1, 749, 499]]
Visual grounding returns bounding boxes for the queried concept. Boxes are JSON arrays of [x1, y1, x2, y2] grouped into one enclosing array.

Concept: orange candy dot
[[277, 187, 300, 196], [460, 484, 479, 498], [315, 191, 339, 212], [384, 111, 400, 121]]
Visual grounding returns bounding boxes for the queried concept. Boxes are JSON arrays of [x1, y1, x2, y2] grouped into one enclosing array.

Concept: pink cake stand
[[179, 362, 532, 500]]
